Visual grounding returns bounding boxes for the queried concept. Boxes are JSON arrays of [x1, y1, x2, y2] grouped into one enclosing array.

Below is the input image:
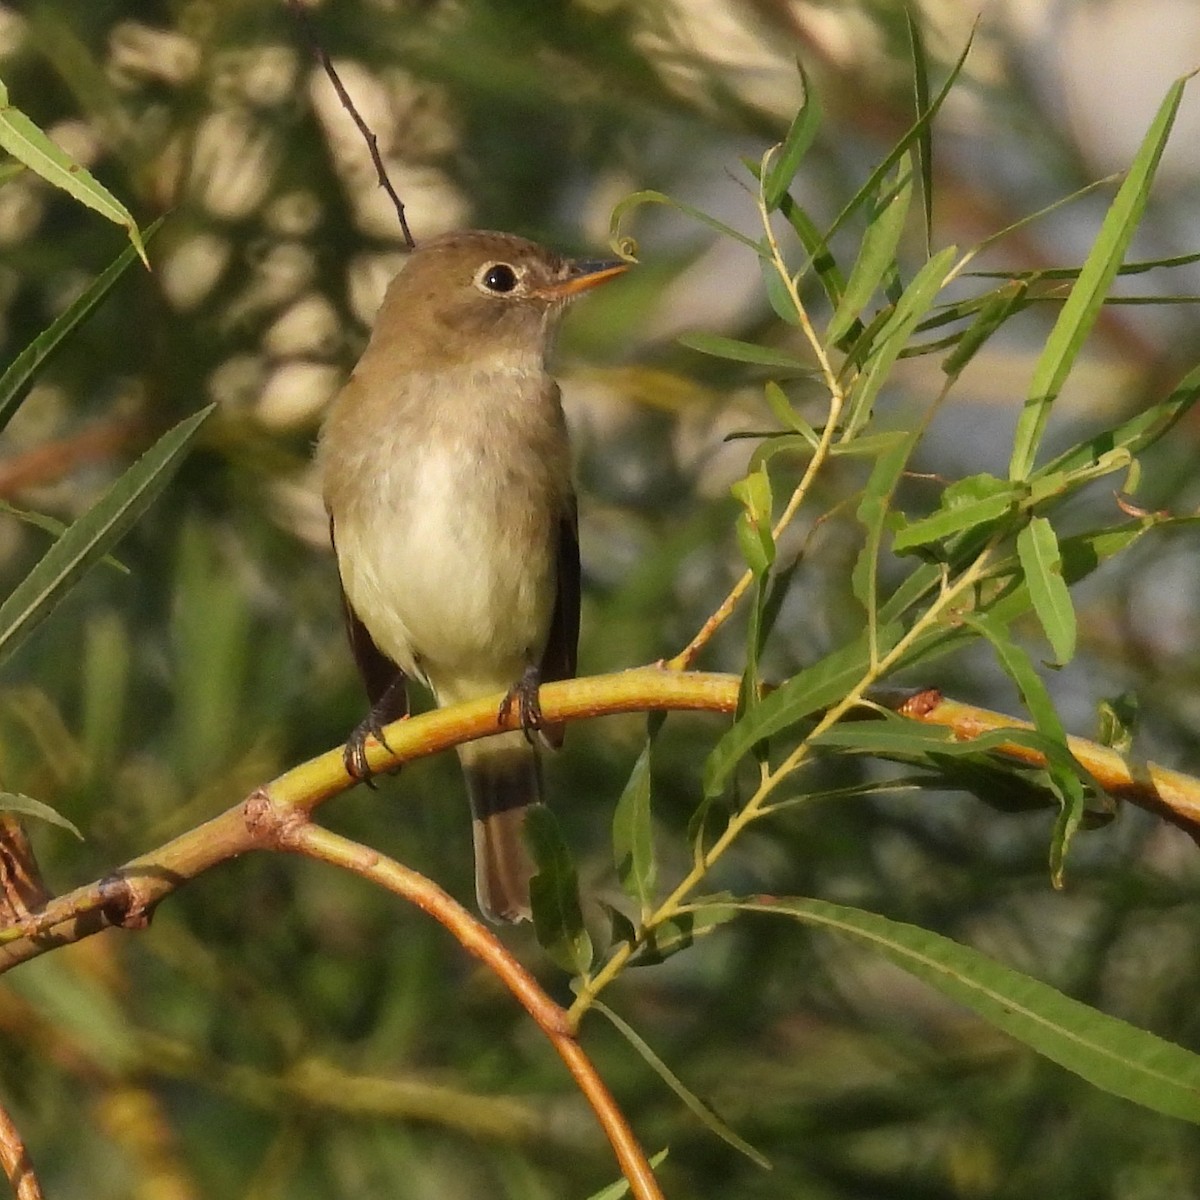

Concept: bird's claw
[[343, 714, 396, 787], [498, 666, 545, 745]]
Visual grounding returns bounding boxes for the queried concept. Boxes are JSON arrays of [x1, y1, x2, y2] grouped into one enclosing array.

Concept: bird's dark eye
[[479, 263, 519, 294]]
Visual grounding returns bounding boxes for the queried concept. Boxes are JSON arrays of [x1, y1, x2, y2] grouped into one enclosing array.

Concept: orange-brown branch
[[5, 668, 1200, 973], [281, 821, 664, 1200]]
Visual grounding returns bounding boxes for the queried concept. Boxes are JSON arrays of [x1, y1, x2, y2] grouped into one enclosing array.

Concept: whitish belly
[[338, 449, 556, 701]]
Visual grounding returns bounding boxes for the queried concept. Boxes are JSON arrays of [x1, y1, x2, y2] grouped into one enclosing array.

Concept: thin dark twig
[[287, 0, 417, 248]]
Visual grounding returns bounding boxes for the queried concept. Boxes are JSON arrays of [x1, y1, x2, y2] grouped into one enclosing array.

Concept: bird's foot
[[498, 665, 545, 745], [343, 711, 406, 787], [343, 674, 409, 786]]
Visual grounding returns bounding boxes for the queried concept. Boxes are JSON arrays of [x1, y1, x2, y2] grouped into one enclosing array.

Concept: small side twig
[[0, 1096, 42, 1200], [279, 820, 664, 1200], [287, 0, 416, 248]]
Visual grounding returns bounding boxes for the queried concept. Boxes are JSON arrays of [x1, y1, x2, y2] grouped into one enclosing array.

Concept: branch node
[[897, 686, 944, 720], [244, 787, 311, 850], [98, 874, 153, 931]]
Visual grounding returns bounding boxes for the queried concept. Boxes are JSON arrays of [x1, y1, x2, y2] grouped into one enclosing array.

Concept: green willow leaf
[[1009, 74, 1191, 480], [0, 406, 215, 669], [703, 622, 904, 797], [891, 478, 1020, 553], [612, 739, 656, 914], [741, 897, 1200, 1124], [678, 332, 812, 372], [844, 245, 959, 437], [987, 521, 1156, 630], [595, 999, 771, 1169], [0, 791, 82, 838], [853, 424, 923, 636], [777, 192, 847, 310], [527, 806, 593, 975], [0, 76, 147, 264], [763, 60, 822, 210], [0, 219, 162, 435], [1017, 516, 1077, 664], [763, 381, 819, 442], [822, 24, 975, 246], [906, 8, 934, 252], [1035, 360, 1200, 480], [0, 501, 128, 575], [942, 279, 1028, 378], [626, 902, 738, 967], [964, 612, 1087, 883], [827, 154, 914, 345]]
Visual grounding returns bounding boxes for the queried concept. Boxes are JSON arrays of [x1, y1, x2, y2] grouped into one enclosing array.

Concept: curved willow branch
[[3, 667, 1200, 973], [280, 821, 663, 1200]]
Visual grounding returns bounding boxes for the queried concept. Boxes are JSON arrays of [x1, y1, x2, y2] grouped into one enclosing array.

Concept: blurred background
[[3, 1, 1200, 1196]]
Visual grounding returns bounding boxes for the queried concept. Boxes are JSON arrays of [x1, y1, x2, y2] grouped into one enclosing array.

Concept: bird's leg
[[498, 664, 545, 745], [344, 673, 409, 785]]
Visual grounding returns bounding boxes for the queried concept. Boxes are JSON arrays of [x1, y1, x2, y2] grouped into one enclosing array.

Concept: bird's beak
[[537, 258, 630, 299]]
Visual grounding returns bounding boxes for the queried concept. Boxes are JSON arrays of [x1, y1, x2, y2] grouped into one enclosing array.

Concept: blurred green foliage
[[3, 3, 1200, 1199]]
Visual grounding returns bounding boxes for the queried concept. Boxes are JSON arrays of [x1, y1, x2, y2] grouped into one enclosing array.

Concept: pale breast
[[326, 365, 570, 702]]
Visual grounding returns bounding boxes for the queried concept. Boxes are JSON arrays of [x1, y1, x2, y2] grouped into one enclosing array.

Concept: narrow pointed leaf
[[778, 193, 847, 309], [527, 806, 593, 975], [823, 24, 975, 245], [964, 612, 1086, 883], [854, 424, 923, 635], [585, 1150, 670, 1200], [942, 280, 1028, 378], [0, 220, 162, 435], [906, 8, 934, 251], [844, 245, 958, 437], [678, 333, 812, 371], [0, 77, 147, 265], [763, 381, 819, 442], [1035, 360, 1200, 479], [0, 791, 82, 838], [891, 477, 1020, 552], [1009, 74, 1190, 480], [0, 501, 128, 575], [827, 155, 914, 345], [595, 1000, 771, 1169], [742, 897, 1200, 1124], [610, 189, 765, 255], [612, 739, 657, 912], [703, 622, 904, 796], [1017, 516, 1076, 664], [764, 60, 822, 210], [0, 406, 215, 669]]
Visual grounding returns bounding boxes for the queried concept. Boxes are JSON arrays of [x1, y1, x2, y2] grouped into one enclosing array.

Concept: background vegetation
[[2, 2, 1200, 1197]]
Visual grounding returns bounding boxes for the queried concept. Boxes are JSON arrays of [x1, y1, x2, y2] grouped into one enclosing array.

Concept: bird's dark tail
[[458, 732, 541, 922]]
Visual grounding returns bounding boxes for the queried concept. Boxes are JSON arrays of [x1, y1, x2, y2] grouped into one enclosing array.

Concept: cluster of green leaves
[[525, 29, 1200, 1167], [0, 94, 211, 836]]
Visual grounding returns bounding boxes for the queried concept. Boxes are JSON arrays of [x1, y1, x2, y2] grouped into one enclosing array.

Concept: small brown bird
[[317, 230, 627, 922]]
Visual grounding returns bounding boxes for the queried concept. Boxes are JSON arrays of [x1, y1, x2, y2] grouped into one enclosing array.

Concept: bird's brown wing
[[537, 501, 580, 749], [329, 514, 408, 718]]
